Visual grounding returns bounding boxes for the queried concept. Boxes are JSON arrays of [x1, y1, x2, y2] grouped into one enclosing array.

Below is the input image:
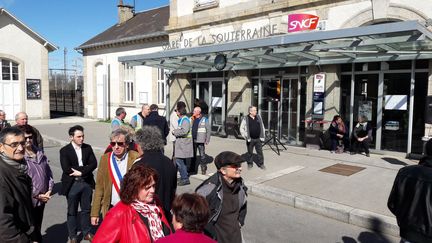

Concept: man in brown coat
[[90, 129, 139, 225]]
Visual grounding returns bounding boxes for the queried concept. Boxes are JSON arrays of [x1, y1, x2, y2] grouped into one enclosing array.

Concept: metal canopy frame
[[118, 21, 432, 73]]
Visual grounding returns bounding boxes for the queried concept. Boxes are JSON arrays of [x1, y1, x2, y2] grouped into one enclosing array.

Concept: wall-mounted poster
[[385, 95, 407, 110], [212, 97, 222, 108], [313, 73, 326, 93], [139, 92, 148, 104], [313, 101, 323, 115], [358, 101, 372, 121], [26, 79, 41, 99]]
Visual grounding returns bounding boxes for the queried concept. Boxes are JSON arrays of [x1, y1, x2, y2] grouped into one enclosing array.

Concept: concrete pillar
[[226, 70, 251, 117], [170, 74, 193, 113]]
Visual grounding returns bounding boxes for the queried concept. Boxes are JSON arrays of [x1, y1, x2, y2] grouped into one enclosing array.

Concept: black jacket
[[0, 157, 34, 243], [59, 143, 97, 195], [143, 111, 169, 144], [195, 172, 247, 240], [353, 122, 372, 140], [388, 157, 432, 243], [133, 151, 177, 219]]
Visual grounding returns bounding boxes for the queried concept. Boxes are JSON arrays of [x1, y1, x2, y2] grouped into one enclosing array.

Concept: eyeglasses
[[25, 135, 33, 140], [110, 141, 125, 147], [2, 141, 26, 149]]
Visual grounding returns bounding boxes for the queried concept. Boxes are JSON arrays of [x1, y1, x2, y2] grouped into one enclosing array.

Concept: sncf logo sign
[[288, 14, 320, 33]]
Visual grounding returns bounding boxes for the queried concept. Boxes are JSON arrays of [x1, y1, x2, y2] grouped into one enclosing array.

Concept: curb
[[193, 174, 399, 237]]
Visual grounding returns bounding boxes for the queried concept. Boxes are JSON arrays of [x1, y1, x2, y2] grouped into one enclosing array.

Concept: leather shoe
[[69, 238, 78, 243], [177, 180, 190, 186], [84, 233, 94, 242]]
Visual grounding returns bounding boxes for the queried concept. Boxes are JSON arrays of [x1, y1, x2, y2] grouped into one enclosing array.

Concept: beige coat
[[90, 150, 139, 218]]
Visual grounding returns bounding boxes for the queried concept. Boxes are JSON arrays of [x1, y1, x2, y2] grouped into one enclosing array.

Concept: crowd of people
[[0, 103, 255, 243], [2, 105, 432, 243]]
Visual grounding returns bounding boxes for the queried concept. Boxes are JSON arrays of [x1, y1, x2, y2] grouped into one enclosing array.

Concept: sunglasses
[[25, 135, 33, 140], [3, 141, 26, 149], [110, 141, 125, 147]]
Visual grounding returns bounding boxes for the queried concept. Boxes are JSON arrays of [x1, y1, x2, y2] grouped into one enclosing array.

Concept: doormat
[[319, 163, 366, 176]]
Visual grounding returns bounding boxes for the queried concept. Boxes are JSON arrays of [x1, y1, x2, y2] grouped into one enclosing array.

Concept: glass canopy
[[118, 20, 432, 73]]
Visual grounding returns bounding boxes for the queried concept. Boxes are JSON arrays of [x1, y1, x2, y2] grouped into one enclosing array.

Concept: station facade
[[120, 0, 432, 156]]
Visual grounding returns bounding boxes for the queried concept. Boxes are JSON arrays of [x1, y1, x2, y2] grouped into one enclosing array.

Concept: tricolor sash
[[108, 152, 125, 194]]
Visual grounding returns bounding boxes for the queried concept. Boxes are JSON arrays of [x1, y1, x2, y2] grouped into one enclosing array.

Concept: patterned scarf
[[131, 200, 165, 241]]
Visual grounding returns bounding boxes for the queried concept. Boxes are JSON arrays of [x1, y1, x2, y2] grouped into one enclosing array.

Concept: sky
[[0, 0, 169, 70]]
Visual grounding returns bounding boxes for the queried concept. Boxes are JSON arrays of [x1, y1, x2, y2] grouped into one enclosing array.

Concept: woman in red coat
[[155, 193, 216, 243], [93, 164, 172, 243]]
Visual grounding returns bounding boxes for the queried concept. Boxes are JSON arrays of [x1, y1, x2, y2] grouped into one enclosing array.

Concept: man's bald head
[[15, 112, 28, 126]]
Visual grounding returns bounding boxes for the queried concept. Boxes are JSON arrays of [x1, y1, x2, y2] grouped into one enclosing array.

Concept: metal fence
[[49, 69, 83, 115]]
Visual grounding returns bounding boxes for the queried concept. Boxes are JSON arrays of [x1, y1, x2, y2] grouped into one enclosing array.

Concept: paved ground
[[31, 116, 415, 237]]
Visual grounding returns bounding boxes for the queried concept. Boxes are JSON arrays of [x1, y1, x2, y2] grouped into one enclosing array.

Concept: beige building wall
[[82, 40, 165, 121], [169, 74, 193, 113], [0, 13, 52, 119], [226, 70, 251, 117]]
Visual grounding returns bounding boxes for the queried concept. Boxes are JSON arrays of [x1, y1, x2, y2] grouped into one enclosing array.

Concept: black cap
[[214, 151, 246, 169]]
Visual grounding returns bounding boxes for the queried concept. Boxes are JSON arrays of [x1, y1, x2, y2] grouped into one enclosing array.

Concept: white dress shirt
[[111, 152, 128, 205], [71, 142, 83, 166]]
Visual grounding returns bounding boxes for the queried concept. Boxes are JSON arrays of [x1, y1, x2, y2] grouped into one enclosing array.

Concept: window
[[123, 63, 134, 102], [157, 68, 166, 105], [1, 59, 19, 81]]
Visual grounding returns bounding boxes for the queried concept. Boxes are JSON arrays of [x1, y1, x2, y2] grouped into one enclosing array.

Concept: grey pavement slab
[[33, 116, 416, 237]]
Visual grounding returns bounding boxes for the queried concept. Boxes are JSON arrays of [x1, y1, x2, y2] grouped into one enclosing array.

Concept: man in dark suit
[[60, 125, 97, 243], [143, 104, 169, 144]]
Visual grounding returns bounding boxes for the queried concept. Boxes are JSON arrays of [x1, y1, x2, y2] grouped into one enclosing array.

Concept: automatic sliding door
[[281, 78, 298, 144]]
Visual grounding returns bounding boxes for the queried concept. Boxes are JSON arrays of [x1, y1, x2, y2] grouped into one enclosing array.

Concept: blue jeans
[[66, 180, 93, 239], [176, 158, 189, 181]]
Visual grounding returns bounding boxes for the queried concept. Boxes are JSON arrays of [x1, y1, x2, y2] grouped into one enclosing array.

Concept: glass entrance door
[[260, 78, 300, 144], [198, 81, 223, 133], [281, 78, 299, 144], [353, 74, 378, 148], [381, 73, 411, 152]]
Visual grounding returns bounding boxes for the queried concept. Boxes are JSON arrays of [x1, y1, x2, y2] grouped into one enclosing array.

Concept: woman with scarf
[[18, 124, 54, 243], [329, 115, 348, 153], [350, 115, 373, 157], [93, 164, 172, 243]]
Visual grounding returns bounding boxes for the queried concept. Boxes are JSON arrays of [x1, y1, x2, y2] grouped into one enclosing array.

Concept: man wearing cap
[[388, 138, 432, 243], [196, 151, 247, 243]]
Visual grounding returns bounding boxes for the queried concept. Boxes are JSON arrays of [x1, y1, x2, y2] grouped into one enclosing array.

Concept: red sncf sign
[[288, 14, 320, 33]]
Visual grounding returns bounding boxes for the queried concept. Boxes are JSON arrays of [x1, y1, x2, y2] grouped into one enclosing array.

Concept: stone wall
[[226, 70, 251, 117]]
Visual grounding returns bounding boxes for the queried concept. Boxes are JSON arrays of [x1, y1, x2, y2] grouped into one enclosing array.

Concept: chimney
[[118, 0, 134, 24]]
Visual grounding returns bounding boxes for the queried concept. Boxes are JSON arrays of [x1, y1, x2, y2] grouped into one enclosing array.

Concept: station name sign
[[163, 24, 278, 50]]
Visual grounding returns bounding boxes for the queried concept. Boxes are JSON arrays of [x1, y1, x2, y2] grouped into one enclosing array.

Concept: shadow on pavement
[[42, 222, 68, 243], [341, 217, 394, 243], [381, 157, 408, 166]]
